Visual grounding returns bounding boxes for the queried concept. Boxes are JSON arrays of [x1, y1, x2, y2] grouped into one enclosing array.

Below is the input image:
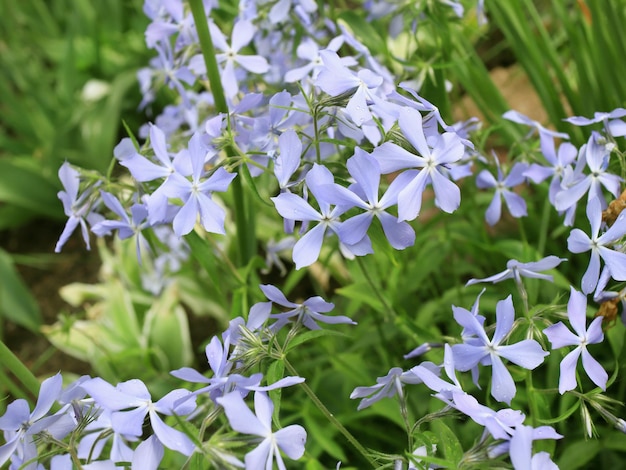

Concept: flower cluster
[[10, 0, 626, 468]]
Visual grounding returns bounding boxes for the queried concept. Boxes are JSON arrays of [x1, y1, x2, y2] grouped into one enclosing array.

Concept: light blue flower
[[543, 287, 608, 394], [217, 391, 306, 470], [451, 296, 548, 404], [567, 196, 626, 294]]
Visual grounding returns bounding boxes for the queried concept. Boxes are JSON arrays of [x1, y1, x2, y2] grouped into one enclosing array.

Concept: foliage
[[3, 0, 626, 469]]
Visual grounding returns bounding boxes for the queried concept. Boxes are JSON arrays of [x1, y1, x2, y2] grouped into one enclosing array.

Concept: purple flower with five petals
[[272, 164, 372, 268], [0, 373, 73, 469], [543, 287, 608, 394], [55, 162, 102, 252], [217, 391, 306, 470], [466, 256, 566, 286], [318, 148, 416, 249], [476, 158, 528, 226], [204, 20, 269, 99], [350, 365, 438, 410], [554, 133, 621, 215], [567, 197, 626, 294], [81, 378, 197, 456], [163, 132, 236, 237], [259, 284, 355, 331], [451, 296, 548, 404], [371, 107, 465, 221]]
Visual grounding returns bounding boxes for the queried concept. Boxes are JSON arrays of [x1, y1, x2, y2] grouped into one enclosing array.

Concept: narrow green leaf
[[185, 231, 223, 295], [143, 283, 193, 370], [239, 163, 273, 207], [0, 340, 40, 401], [0, 248, 42, 331], [337, 11, 387, 57], [0, 158, 63, 219], [286, 329, 347, 352]]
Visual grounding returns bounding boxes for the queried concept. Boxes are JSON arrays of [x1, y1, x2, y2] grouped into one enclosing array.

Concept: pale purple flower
[[371, 107, 464, 221], [543, 287, 608, 394], [451, 296, 548, 404], [81, 378, 197, 456], [524, 132, 577, 205], [350, 365, 437, 410], [0, 373, 73, 469], [565, 108, 626, 137], [217, 391, 306, 470], [315, 50, 383, 126], [509, 424, 561, 470], [55, 162, 102, 252], [318, 148, 416, 249], [272, 164, 372, 268], [260, 284, 355, 330], [138, 41, 196, 109], [284, 36, 349, 83], [466, 256, 566, 286], [206, 20, 269, 98], [170, 334, 304, 403], [410, 344, 464, 404], [554, 133, 621, 214], [91, 192, 150, 260], [450, 392, 525, 440], [476, 158, 528, 226], [163, 132, 236, 236], [567, 196, 626, 294], [503, 110, 569, 140]]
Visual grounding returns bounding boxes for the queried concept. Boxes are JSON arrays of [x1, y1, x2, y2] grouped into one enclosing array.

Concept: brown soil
[[0, 218, 100, 379]]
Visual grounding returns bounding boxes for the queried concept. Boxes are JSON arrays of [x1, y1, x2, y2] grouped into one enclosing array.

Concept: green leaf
[[0, 248, 41, 331], [432, 420, 463, 466], [336, 282, 384, 313], [0, 157, 63, 219], [185, 231, 223, 295], [557, 439, 601, 469], [239, 162, 272, 207], [337, 11, 387, 57], [286, 329, 347, 352], [142, 283, 193, 370], [303, 413, 347, 461]]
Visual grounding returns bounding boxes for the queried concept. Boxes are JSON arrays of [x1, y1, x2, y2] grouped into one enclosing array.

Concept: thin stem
[[525, 370, 540, 427], [537, 194, 552, 257], [355, 257, 396, 322], [398, 393, 413, 452], [188, 0, 253, 266], [284, 358, 378, 468], [355, 257, 393, 366], [188, 0, 227, 113]]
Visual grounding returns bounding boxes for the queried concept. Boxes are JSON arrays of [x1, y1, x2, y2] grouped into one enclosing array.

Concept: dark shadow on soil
[[0, 218, 100, 378]]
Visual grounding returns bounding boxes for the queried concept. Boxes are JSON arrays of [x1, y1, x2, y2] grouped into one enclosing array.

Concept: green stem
[[188, 0, 253, 266], [355, 257, 396, 322], [525, 370, 540, 427], [284, 359, 378, 468], [188, 0, 227, 113], [0, 339, 40, 400], [537, 194, 552, 257]]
